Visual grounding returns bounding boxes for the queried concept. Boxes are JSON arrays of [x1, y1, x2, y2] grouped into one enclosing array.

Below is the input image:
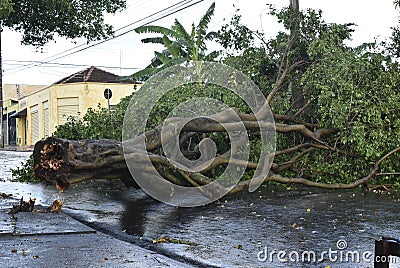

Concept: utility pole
[[290, 0, 299, 11], [289, 0, 300, 41], [289, 0, 304, 110], [0, 23, 4, 148]]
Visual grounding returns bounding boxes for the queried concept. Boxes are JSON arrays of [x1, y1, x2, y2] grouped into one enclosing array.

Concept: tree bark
[[33, 137, 138, 192]]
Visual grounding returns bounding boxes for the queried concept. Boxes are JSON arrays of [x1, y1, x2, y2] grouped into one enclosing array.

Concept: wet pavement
[[0, 150, 31, 181], [0, 151, 195, 267], [1, 150, 400, 267], [0, 205, 194, 267]]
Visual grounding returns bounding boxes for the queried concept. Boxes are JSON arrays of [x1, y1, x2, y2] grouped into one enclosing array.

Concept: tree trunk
[[33, 137, 138, 191], [289, 0, 306, 110]]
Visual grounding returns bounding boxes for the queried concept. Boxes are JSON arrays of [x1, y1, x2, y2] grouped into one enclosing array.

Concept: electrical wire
[[43, 0, 205, 63], [3, 0, 204, 75], [4, 0, 193, 73], [4, 60, 139, 70]]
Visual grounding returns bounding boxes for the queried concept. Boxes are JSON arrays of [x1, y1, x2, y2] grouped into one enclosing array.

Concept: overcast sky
[[2, 0, 398, 86]]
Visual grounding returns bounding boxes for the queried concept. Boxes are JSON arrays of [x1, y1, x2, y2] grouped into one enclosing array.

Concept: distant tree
[[1, 0, 127, 46], [0, 0, 12, 19], [389, 0, 400, 56]]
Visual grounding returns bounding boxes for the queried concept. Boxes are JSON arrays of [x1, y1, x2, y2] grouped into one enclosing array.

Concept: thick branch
[[229, 147, 400, 194]]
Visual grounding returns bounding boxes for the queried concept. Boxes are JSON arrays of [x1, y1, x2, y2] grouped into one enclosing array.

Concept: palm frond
[[205, 31, 219, 41], [129, 2, 218, 80], [163, 56, 187, 68], [190, 23, 196, 39], [162, 35, 182, 58], [195, 2, 215, 48], [172, 19, 191, 42], [130, 67, 159, 80], [155, 51, 172, 64], [141, 37, 164, 44], [135, 25, 175, 36], [149, 56, 163, 68]]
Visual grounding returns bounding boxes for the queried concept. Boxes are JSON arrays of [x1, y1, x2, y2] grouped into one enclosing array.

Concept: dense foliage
[[54, 92, 134, 141], [0, 0, 13, 19], [1, 0, 126, 46], [124, 5, 400, 189], [301, 43, 400, 184], [219, 7, 400, 187]]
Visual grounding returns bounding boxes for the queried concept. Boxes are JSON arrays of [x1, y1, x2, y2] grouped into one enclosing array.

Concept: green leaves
[[10, 154, 38, 183], [135, 25, 174, 36], [141, 37, 164, 45], [129, 2, 219, 80], [3, 0, 126, 46], [195, 2, 215, 50], [301, 39, 400, 182], [217, 14, 255, 51], [0, 0, 13, 19], [53, 92, 135, 141], [221, 6, 400, 185]]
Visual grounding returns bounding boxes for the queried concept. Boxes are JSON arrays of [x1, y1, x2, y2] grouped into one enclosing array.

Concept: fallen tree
[[34, 76, 400, 194], [33, 110, 399, 194], [33, 8, 400, 194]]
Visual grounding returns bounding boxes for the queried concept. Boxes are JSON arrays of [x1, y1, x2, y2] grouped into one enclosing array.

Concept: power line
[[4, 60, 139, 70], [114, 0, 192, 33], [3, 0, 203, 75], [3, 0, 193, 73], [43, 0, 205, 63]]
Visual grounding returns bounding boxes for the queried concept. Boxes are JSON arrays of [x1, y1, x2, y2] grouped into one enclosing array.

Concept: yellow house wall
[[3, 99, 18, 114], [20, 86, 51, 146], [19, 82, 137, 146], [3, 84, 46, 100]]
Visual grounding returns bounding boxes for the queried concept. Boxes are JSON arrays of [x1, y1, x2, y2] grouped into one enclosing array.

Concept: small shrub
[[10, 154, 39, 183]]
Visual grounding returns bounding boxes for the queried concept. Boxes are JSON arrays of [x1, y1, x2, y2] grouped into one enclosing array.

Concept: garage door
[[43, 101, 49, 138], [57, 97, 79, 125], [31, 105, 40, 144]]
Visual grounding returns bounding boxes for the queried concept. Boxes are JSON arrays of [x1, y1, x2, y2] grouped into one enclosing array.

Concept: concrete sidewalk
[[0, 199, 194, 268], [0, 145, 33, 152]]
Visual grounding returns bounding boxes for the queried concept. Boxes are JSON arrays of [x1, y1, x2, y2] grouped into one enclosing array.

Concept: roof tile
[[53, 66, 123, 84]]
